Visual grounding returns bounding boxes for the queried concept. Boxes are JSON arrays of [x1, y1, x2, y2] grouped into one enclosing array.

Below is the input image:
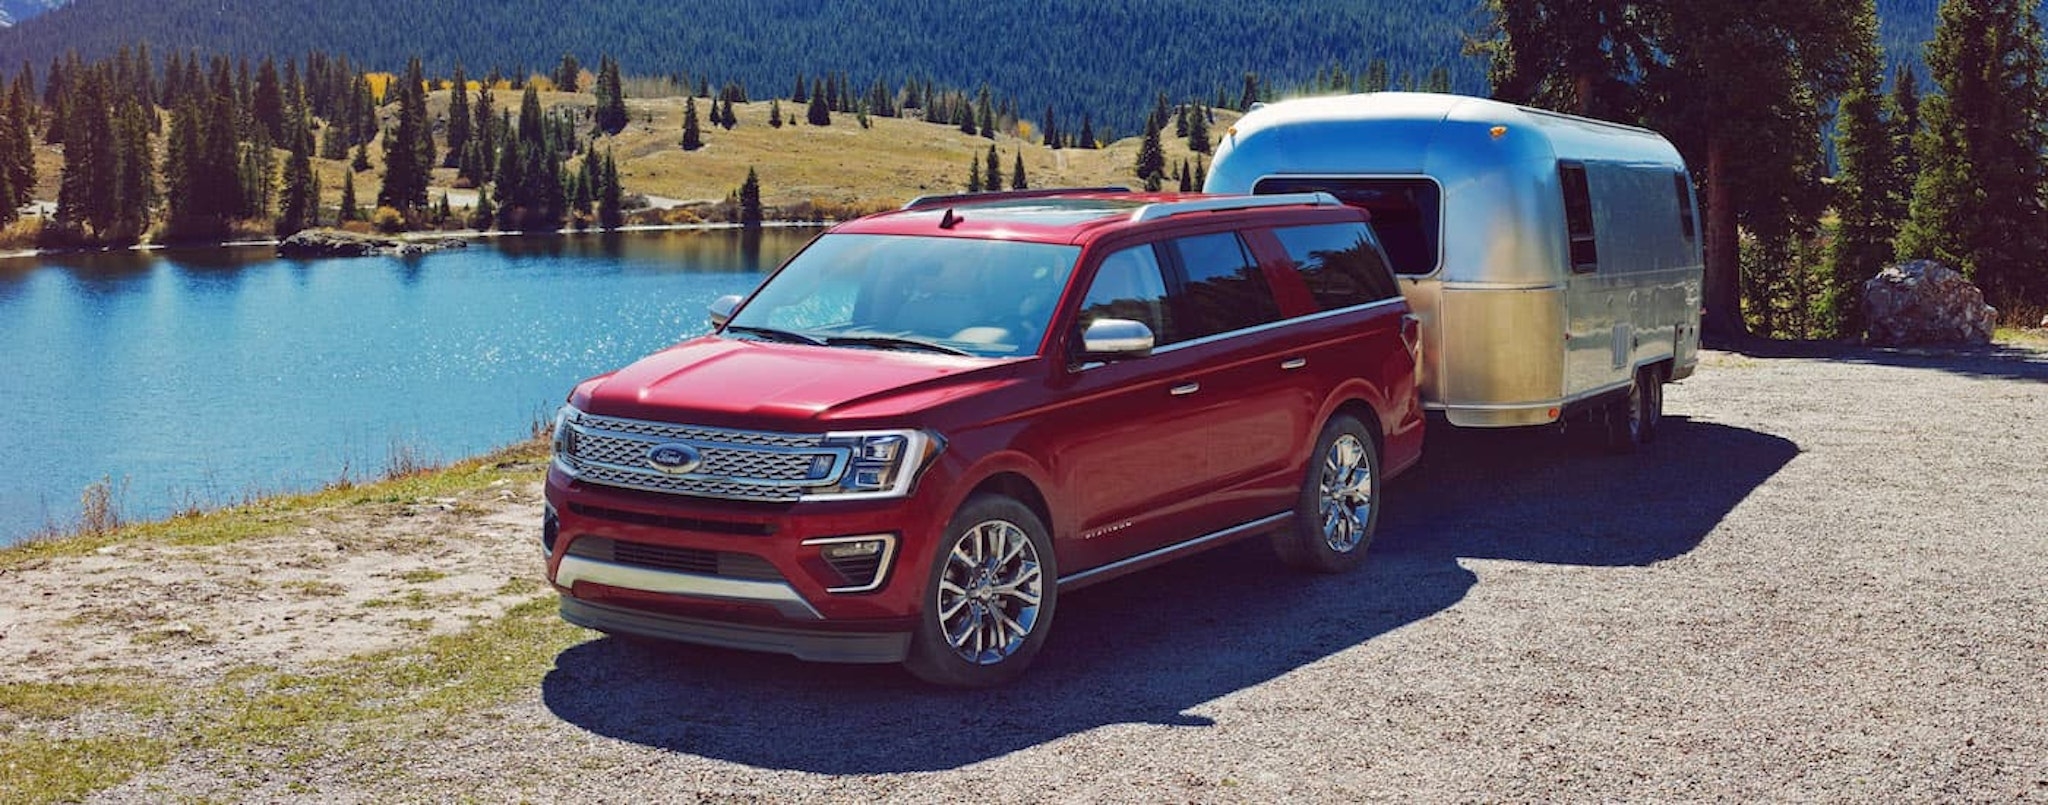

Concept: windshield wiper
[[824, 335, 973, 356], [724, 325, 825, 346]]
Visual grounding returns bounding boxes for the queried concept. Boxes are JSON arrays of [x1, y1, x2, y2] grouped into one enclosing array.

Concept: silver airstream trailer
[[1206, 92, 1702, 449]]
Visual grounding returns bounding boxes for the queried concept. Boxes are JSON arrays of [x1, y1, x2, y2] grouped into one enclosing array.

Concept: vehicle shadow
[[1723, 338, 2048, 384], [540, 417, 1797, 774]]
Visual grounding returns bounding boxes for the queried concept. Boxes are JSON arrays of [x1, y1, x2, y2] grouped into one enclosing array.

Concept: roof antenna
[[939, 208, 964, 229]]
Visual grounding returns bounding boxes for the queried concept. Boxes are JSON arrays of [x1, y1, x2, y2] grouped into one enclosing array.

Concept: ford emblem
[[645, 443, 703, 474]]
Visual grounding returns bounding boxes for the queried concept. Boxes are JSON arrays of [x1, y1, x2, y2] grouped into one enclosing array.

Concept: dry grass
[[408, 89, 1235, 212]]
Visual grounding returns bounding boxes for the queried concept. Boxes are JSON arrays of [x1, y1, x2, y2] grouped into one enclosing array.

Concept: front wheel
[[1273, 413, 1381, 573], [904, 494, 1057, 688]]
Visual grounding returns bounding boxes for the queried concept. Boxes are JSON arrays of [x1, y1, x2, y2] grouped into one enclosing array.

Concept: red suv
[[544, 189, 1425, 686]]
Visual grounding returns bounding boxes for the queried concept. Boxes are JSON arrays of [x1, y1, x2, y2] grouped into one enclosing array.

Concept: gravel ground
[[96, 343, 2048, 801]]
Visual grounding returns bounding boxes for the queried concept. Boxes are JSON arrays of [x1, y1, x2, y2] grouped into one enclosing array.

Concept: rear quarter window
[[1163, 232, 1282, 341], [1271, 223, 1402, 310]]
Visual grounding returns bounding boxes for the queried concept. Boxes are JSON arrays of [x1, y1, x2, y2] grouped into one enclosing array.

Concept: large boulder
[[1861, 260, 1996, 346], [276, 228, 469, 258]]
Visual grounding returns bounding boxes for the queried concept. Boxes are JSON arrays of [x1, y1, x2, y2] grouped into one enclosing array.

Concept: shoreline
[[0, 219, 831, 262]]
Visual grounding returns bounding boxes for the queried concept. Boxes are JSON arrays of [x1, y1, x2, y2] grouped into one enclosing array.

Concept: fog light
[[821, 539, 885, 560], [802, 534, 899, 593]]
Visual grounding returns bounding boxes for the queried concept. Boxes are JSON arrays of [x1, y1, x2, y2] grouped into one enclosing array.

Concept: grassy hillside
[[340, 89, 1238, 220]]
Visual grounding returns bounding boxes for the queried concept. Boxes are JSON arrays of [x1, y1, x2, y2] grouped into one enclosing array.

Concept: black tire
[[1604, 366, 1663, 453], [1272, 413, 1381, 574], [1640, 366, 1665, 444], [903, 494, 1058, 688]]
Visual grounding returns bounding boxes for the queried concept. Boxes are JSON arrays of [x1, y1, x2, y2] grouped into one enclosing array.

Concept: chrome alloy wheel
[[1318, 433, 1375, 553], [935, 518, 1044, 665]]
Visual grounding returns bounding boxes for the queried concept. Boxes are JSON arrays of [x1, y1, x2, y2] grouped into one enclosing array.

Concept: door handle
[[1280, 357, 1307, 370], [1170, 382, 1200, 396]]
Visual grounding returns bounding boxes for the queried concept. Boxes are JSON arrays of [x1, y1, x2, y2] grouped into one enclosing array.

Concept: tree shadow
[[541, 417, 1796, 773], [1723, 337, 2048, 384]]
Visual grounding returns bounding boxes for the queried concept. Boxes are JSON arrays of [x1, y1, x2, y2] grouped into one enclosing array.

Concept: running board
[[1057, 512, 1291, 591]]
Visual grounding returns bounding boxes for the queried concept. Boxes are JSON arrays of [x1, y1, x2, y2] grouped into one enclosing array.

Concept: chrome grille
[[562, 412, 846, 503]]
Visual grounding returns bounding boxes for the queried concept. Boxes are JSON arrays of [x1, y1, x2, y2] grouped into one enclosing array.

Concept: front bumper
[[544, 463, 955, 660], [561, 597, 910, 663]]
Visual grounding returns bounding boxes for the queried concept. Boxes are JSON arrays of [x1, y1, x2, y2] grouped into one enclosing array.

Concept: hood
[[573, 336, 1022, 428]]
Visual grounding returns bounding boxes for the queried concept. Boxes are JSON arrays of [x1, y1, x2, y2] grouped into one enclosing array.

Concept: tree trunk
[[1702, 133, 1748, 342]]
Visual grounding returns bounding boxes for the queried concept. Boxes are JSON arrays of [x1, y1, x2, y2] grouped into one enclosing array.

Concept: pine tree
[[1177, 159, 1191, 192], [1896, 0, 2048, 308], [1135, 119, 1165, 188], [1194, 156, 1207, 190], [806, 89, 830, 126], [1821, 10, 1894, 335], [739, 166, 762, 229], [1885, 64, 1921, 229], [768, 98, 783, 128], [3, 75, 33, 210], [597, 148, 623, 229], [594, 56, 627, 135], [56, 70, 118, 237], [681, 95, 704, 149], [967, 158, 981, 193], [1012, 152, 1027, 191], [1078, 114, 1096, 149], [252, 57, 284, 143], [339, 169, 359, 221], [1187, 103, 1210, 154], [277, 91, 319, 236], [975, 85, 994, 138], [791, 73, 808, 104], [718, 97, 736, 130], [985, 145, 1002, 192], [554, 53, 581, 93], [1240, 73, 1260, 111], [446, 63, 472, 168], [378, 56, 433, 215]]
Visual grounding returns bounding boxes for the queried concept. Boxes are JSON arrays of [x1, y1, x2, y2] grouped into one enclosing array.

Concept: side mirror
[[708, 294, 744, 328], [1080, 318, 1154, 361]]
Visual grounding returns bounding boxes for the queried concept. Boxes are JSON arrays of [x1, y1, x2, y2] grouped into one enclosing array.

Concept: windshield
[[726, 234, 1081, 358]]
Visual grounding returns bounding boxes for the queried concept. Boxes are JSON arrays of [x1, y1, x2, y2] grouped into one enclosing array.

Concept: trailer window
[[1253, 177, 1440, 276], [1271, 223, 1402, 309], [1560, 162, 1598, 272]]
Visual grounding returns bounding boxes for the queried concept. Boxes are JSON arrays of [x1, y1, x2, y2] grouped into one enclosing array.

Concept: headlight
[[550, 404, 580, 475], [804, 429, 943, 501]]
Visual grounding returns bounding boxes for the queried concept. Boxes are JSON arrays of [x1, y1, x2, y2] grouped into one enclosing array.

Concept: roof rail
[[1128, 192, 1342, 223], [901, 186, 1132, 210]]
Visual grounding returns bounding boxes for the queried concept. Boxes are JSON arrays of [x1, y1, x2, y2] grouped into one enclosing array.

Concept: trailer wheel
[[1604, 367, 1662, 453], [1639, 366, 1665, 444], [1273, 414, 1380, 573]]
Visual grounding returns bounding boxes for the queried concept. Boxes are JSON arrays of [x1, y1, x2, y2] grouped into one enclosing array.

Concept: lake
[[0, 227, 817, 545]]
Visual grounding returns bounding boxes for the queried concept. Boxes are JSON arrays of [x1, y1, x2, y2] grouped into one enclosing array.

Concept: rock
[[276, 228, 469, 258], [1861, 260, 1996, 346]]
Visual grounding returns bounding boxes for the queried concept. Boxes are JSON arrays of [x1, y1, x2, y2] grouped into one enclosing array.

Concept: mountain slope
[[0, 0, 67, 27], [0, 0, 1487, 129]]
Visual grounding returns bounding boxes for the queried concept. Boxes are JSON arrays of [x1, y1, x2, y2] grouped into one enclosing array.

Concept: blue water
[[0, 228, 815, 544]]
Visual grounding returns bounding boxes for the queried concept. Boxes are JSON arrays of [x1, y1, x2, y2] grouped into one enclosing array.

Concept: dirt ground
[[7, 343, 2048, 801]]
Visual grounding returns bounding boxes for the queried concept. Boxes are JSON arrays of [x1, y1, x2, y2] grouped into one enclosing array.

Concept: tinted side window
[[1165, 232, 1282, 341], [1271, 223, 1402, 309], [1560, 162, 1599, 272], [1077, 245, 1172, 343]]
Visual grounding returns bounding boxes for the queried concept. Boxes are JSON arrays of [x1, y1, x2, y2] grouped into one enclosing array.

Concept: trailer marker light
[[1490, 125, 1508, 139]]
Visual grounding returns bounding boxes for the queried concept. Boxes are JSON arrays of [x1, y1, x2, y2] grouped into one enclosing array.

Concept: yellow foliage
[[527, 76, 557, 93], [1016, 121, 1035, 141], [364, 72, 394, 103]]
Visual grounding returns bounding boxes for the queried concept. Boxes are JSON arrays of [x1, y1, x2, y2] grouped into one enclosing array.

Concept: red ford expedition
[[544, 189, 1425, 686]]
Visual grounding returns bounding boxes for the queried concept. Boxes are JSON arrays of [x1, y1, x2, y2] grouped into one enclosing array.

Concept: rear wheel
[[1273, 414, 1381, 573], [904, 494, 1057, 688], [1604, 366, 1664, 453]]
